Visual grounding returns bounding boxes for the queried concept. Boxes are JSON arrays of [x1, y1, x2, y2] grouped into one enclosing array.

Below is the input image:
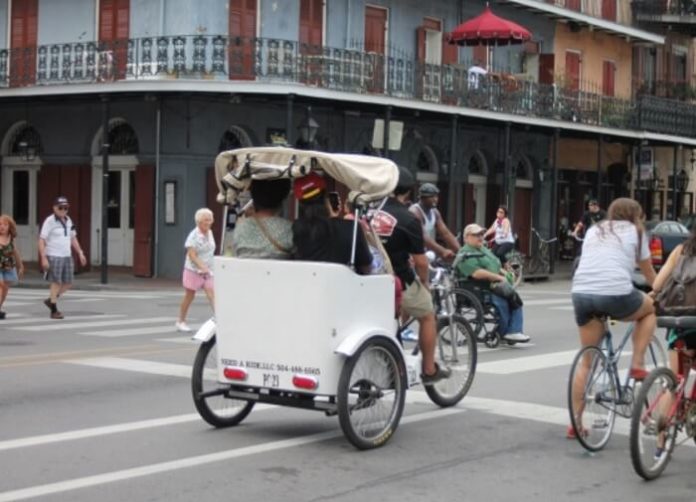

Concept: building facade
[[0, 0, 694, 278]]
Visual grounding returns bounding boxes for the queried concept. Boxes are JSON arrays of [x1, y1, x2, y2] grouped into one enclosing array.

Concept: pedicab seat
[[214, 256, 395, 395]]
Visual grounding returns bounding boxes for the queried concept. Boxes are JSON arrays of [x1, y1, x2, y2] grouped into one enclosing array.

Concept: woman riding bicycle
[[484, 206, 515, 266], [568, 197, 657, 438]]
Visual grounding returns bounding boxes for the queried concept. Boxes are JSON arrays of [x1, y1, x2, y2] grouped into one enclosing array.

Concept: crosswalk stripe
[[550, 306, 574, 311], [67, 357, 194, 378], [156, 337, 198, 344], [0, 315, 125, 326], [18, 317, 173, 332], [79, 326, 181, 337]]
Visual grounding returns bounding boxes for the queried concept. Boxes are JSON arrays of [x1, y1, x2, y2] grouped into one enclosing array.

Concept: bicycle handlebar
[[531, 228, 558, 243]]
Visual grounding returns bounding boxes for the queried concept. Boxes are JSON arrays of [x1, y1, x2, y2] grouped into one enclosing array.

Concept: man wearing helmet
[[409, 183, 460, 261], [371, 168, 451, 385]]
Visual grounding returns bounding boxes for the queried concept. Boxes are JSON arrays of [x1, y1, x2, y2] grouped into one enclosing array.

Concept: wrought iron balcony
[[0, 34, 694, 138], [632, 0, 696, 34], [502, 0, 633, 26], [633, 79, 696, 101]]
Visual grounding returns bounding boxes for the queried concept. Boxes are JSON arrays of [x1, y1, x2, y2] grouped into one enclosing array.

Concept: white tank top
[[494, 219, 515, 244], [410, 203, 437, 241]]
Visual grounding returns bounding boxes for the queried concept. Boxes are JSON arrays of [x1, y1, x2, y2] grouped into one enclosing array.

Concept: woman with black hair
[[231, 178, 293, 259], [484, 205, 516, 265], [292, 173, 372, 275]]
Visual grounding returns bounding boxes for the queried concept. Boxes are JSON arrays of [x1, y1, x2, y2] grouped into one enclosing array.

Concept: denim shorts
[[0, 267, 18, 284], [572, 289, 645, 326]]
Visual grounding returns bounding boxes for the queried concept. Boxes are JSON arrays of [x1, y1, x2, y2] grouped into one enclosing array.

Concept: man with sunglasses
[[38, 196, 87, 319]]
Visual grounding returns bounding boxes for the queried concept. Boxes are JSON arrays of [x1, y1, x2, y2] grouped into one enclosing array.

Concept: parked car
[[645, 220, 690, 270], [680, 213, 696, 232]]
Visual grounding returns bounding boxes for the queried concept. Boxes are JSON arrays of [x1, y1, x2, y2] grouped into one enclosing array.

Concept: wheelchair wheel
[[192, 337, 255, 428], [451, 288, 484, 338], [482, 303, 502, 348], [337, 337, 407, 450], [425, 315, 477, 407]]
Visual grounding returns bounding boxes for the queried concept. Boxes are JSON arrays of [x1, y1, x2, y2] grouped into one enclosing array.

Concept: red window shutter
[[299, 0, 322, 47], [565, 51, 580, 91], [365, 6, 386, 54], [416, 27, 426, 63], [473, 45, 487, 67], [116, 0, 130, 39], [11, 0, 38, 48], [229, 0, 256, 38], [602, 61, 615, 96], [538, 54, 555, 84], [442, 34, 458, 65]]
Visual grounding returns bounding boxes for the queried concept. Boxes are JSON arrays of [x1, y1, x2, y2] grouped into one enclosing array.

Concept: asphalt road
[[0, 280, 693, 502]]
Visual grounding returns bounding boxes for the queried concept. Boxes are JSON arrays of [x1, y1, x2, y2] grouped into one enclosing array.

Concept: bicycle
[[567, 316, 667, 451], [525, 228, 557, 277], [630, 316, 696, 480]]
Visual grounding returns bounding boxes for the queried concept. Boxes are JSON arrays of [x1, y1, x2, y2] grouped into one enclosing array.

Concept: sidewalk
[[15, 267, 180, 292]]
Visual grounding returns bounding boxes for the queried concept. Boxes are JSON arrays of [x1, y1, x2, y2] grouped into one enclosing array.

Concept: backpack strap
[[252, 216, 293, 254]]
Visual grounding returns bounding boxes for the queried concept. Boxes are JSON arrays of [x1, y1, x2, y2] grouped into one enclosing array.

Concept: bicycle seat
[[587, 311, 611, 322], [657, 316, 696, 329]]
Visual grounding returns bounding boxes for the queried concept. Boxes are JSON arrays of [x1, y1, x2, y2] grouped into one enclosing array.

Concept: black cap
[[53, 196, 69, 206], [396, 165, 415, 190]]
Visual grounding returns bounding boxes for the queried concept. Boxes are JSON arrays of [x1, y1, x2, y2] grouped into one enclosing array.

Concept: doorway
[[105, 167, 135, 266], [1, 164, 40, 260]]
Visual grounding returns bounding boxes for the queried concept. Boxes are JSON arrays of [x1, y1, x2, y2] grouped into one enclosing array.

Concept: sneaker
[[176, 321, 192, 333], [43, 298, 54, 311], [50, 311, 64, 320], [401, 328, 417, 341], [566, 424, 588, 440], [421, 363, 452, 386], [629, 367, 649, 381], [0, 311, 5, 320], [502, 332, 530, 343]]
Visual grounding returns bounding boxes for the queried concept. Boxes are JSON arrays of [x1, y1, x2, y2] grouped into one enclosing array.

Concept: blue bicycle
[[567, 318, 667, 451]]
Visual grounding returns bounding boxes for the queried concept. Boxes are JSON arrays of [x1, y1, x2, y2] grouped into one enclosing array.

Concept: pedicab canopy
[[214, 146, 399, 205]]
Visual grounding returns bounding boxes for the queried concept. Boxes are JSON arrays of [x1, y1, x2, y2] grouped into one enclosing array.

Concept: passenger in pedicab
[[292, 172, 373, 275], [230, 178, 293, 259]]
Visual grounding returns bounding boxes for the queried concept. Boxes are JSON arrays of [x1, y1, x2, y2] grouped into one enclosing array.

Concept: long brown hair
[[598, 198, 645, 248], [0, 214, 17, 240]]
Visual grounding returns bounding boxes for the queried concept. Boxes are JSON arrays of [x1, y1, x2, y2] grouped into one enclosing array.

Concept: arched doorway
[[466, 150, 489, 228], [1, 122, 43, 261], [90, 119, 140, 267]]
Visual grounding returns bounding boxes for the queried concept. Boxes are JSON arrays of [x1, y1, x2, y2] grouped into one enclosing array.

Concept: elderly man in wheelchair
[[454, 223, 530, 346]]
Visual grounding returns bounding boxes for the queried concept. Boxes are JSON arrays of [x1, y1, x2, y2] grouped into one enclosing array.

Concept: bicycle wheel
[[630, 367, 679, 481], [567, 346, 617, 451], [192, 337, 255, 428], [425, 315, 477, 407], [337, 337, 407, 450], [451, 288, 484, 338], [646, 335, 668, 369]]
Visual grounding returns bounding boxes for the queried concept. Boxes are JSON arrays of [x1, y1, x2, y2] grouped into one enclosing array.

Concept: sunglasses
[[57, 206, 69, 211]]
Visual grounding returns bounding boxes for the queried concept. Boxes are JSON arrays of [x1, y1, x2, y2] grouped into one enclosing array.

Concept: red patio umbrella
[[448, 4, 532, 46]]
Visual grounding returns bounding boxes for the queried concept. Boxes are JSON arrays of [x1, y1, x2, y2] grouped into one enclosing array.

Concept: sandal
[[566, 424, 588, 440]]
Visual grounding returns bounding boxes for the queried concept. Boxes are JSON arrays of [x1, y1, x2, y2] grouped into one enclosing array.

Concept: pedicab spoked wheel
[[567, 346, 617, 451], [425, 314, 477, 407], [337, 337, 407, 450], [630, 367, 678, 480], [451, 288, 484, 338], [192, 337, 254, 428]]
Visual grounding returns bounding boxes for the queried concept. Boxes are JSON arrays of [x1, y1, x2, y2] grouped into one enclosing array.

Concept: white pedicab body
[[191, 146, 475, 449]]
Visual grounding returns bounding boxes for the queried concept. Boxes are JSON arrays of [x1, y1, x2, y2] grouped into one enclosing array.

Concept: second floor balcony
[[0, 34, 694, 139], [632, 0, 696, 34]]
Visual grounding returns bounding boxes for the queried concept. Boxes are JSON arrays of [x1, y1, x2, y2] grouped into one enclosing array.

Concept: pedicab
[[191, 146, 475, 449]]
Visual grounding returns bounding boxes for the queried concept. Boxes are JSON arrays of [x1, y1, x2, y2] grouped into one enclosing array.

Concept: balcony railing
[[0, 35, 695, 138], [632, 0, 696, 16], [513, 0, 631, 25], [633, 79, 696, 101]]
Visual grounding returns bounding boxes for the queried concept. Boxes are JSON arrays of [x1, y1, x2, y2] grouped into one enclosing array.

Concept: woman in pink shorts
[[177, 208, 216, 332]]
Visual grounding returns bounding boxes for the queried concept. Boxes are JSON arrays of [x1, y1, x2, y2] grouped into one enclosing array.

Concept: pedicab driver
[[372, 167, 451, 385], [409, 183, 460, 262]]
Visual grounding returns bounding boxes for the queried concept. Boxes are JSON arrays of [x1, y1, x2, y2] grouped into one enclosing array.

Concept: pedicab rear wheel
[[192, 337, 255, 428], [337, 337, 407, 450]]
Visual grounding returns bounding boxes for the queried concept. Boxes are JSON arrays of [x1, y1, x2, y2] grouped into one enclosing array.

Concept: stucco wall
[[553, 24, 633, 98], [557, 138, 628, 171]]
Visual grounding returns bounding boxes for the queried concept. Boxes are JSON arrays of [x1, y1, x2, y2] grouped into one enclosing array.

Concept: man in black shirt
[[372, 167, 451, 385], [572, 199, 606, 238]]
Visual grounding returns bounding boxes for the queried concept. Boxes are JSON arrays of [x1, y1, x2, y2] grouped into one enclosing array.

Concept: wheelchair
[[452, 279, 505, 348]]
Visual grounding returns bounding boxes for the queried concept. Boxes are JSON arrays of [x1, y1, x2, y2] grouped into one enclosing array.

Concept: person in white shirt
[[467, 60, 488, 90], [567, 198, 656, 439], [38, 196, 87, 319], [176, 208, 216, 332]]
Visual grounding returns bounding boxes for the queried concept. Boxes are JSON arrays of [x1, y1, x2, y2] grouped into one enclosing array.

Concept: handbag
[[655, 254, 696, 316], [491, 280, 523, 309]]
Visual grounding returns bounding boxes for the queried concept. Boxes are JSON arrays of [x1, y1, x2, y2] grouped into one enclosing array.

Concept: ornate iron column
[[100, 95, 110, 284]]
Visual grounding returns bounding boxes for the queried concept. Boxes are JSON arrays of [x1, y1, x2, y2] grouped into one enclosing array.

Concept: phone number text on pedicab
[[221, 359, 321, 375]]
